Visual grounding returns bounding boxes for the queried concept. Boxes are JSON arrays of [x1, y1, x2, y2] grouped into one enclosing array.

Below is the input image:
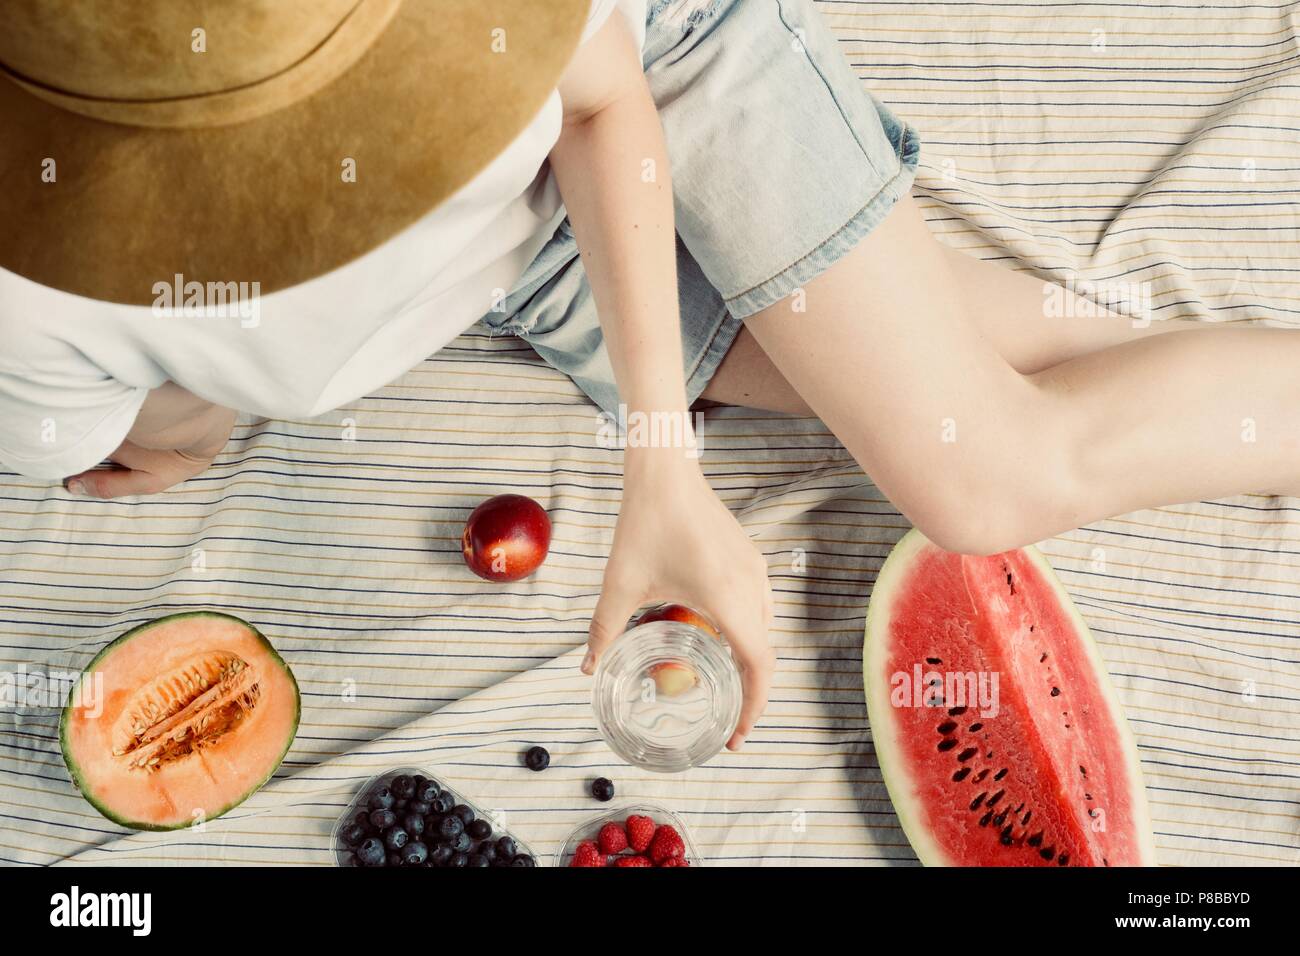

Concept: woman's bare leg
[[702, 194, 1208, 412], [715, 194, 1300, 554]]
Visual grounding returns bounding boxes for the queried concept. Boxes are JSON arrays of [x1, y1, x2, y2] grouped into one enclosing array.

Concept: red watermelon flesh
[[863, 530, 1155, 866]]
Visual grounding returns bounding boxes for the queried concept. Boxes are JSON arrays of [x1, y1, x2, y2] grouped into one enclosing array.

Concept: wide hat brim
[[0, 0, 589, 305]]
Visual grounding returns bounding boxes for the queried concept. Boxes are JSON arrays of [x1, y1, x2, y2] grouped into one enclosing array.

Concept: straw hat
[[0, 0, 588, 304]]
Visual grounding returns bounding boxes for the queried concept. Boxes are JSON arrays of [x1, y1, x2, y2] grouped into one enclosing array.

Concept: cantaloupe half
[[60, 612, 300, 831]]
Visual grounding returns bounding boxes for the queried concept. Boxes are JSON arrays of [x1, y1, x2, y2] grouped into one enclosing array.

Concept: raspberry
[[660, 857, 690, 867], [649, 824, 685, 864], [626, 814, 655, 853], [615, 855, 653, 867], [570, 840, 605, 867], [597, 822, 628, 855]]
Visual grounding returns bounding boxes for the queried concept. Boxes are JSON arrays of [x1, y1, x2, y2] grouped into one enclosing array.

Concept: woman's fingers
[[584, 564, 642, 675], [63, 440, 204, 499], [65, 467, 163, 499], [715, 596, 776, 752]]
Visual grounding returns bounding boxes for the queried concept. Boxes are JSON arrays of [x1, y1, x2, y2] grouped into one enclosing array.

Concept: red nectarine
[[635, 604, 721, 698], [634, 603, 721, 637], [461, 494, 551, 582]]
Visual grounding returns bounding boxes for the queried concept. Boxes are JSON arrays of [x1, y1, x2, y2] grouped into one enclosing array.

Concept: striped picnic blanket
[[1, 0, 1297, 866]]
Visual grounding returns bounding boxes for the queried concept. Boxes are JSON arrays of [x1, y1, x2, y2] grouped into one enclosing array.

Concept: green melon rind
[[58, 611, 301, 832], [863, 529, 1157, 867], [863, 531, 953, 866]]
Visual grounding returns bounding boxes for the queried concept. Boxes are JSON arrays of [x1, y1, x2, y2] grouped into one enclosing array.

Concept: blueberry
[[448, 852, 469, 868], [408, 800, 431, 816], [369, 808, 396, 830], [341, 823, 368, 846], [429, 844, 454, 866], [387, 851, 403, 867], [495, 836, 517, 860], [384, 827, 409, 850], [438, 815, 464, 841], [402, 813, 425, 837], [433, 792, 455, 814], [393, 798, 409, 813], [477, 841, 497, 863], [352, 811, 374, 831], [524, 746, 550, 772], [510, 854, 536, 867], [391, 774, 416, 799], [467, 818, 492, 840], [356, 837, 385, 866], [402, 840, 429, 866], [591, 777, 615, 802], [340, 852, 361, 867], [452, 804, 475, 826], [450, 831, 472, 853], [368, 786, 395, 811], [417, 780, 441, 804], [466, 853, 490, 867]]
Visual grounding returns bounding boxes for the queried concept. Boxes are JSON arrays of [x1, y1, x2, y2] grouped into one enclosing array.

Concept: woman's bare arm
[[549, 14, 775, 748]]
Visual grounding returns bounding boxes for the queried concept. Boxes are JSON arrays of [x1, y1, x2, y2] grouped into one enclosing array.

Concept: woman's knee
[[851, 390, 1085, 556]]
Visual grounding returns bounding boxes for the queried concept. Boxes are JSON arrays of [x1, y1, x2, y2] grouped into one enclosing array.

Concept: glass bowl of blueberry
[[333, 767, 539, 867]]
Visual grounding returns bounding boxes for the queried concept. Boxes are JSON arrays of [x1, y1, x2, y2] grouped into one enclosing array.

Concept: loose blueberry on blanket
[[591, 777, 615, 802], [524, 745, 550, 771], [341, 773, 530, 867]]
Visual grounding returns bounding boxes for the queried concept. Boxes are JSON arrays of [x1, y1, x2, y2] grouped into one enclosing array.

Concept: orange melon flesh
[[60, 612, 299, 831]]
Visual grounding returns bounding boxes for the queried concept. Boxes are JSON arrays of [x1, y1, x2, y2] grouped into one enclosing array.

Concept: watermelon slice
[[863, 530, 1155, 866]]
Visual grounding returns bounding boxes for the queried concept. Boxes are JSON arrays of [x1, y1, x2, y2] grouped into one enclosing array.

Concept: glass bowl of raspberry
[[555, 802, 702, 868]]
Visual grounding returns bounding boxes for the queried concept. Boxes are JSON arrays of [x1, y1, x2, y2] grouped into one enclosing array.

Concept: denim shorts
[[481, 0, 920, 414]]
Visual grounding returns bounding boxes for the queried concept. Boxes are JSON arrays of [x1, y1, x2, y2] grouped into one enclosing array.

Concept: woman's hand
[[64, 404, 235, 499], [584, 454, 775, 750]]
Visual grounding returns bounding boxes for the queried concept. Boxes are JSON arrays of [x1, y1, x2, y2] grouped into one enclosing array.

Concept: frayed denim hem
[[723, 123, 922, 320]]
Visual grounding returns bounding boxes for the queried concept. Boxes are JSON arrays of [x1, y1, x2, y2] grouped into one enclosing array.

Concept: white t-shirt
[[0, 0, 646, 480]]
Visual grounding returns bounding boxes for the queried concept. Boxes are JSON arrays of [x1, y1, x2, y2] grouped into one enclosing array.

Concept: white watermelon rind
[[863, 528, 1157, 867]]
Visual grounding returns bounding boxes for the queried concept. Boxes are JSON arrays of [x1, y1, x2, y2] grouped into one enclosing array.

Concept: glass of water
[[592, 618, 742, 773]]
